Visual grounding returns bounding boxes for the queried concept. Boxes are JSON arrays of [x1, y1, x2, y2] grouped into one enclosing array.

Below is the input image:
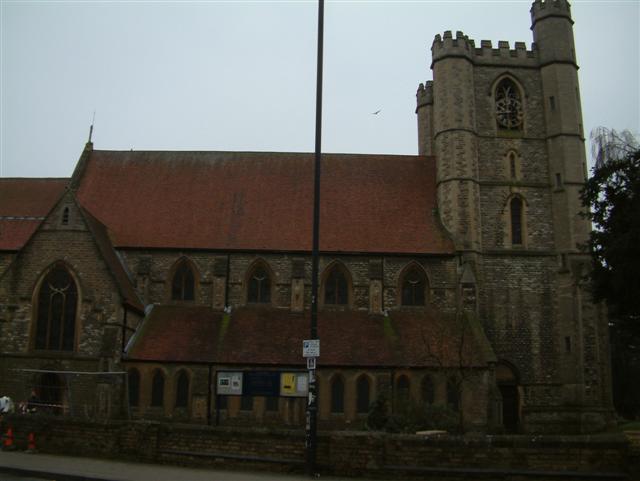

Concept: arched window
[[175, 370, 189, 408], [128, 368, 140, 407], [247, 263, 271, 303], [510, 197, 524, 245], [495, 78, 523, 131], [330, 376, 344, 414], [396, 375, 410, 402], [496, 362, 520, 433], [421, 376, 435, 405], [35, 265, 77, 351], [356, 375, 371, 414], [401, 266, 427, 306], [151, 370, 165, 407], [447, 377, 460, 412], [324, 265, 348, 305], [171, 259, 195, 301]]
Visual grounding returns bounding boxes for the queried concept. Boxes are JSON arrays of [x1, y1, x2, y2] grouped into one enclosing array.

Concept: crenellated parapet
[[416, 80, 433, 110], [531, 0, 572, 27], [431, 30, 473, 63], [431, 30, 538, 68]]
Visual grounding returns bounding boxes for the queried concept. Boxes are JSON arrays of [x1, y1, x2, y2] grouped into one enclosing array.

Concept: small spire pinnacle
[[88, 110, 96, 143]]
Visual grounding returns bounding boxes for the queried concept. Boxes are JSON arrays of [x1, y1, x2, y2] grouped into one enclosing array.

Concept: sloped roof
[[126, 305, 493, 368], [0, 178, 68, 251], [81, 207, 144, 313], [76, 150, 454, 254]]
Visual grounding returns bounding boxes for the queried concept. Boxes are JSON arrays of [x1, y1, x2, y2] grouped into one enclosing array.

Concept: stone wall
[[0, 416, 631, 479], [118, 250, 459, 313]]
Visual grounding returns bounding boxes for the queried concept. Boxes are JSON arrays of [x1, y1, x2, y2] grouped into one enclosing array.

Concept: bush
[[366, 392, 461, 433]]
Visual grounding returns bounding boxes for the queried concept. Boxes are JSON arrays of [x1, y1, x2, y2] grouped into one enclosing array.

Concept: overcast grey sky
[[1, 0, 638, 178]]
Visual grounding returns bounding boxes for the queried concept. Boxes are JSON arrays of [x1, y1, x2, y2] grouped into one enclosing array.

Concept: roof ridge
[[91, 149, 425, 159]]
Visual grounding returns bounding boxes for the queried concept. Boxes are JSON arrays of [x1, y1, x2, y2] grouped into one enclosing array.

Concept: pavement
[[0, 450, 369, 481]]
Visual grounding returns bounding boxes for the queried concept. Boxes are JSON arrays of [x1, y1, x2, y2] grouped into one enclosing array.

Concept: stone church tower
[[0, 0, 613, 435], [417, 0, 612, 432]]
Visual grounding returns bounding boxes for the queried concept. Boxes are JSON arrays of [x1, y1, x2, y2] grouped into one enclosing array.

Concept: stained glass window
[[35, 266, 77, 351]]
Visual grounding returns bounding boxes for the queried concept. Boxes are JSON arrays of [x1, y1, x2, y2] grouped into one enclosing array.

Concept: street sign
[[307, 357, 316, 370], [303, 339, 320, 358]]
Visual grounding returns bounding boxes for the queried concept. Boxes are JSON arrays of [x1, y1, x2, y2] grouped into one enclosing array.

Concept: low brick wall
[[1, 415, 633, 479]]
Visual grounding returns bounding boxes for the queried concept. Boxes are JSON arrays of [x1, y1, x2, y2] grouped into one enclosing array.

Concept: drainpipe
[[207, 364, 213, 426]]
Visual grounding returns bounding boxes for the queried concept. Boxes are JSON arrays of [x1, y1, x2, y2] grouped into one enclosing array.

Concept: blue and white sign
[[302, 339, 320, 358]]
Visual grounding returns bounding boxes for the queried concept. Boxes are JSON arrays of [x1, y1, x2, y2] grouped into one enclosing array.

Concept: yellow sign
[[281, 373, 296, 395], [280, 372, 308, 397]]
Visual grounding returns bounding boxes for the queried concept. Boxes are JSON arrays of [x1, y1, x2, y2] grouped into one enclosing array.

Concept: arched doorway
[[496, 362, 520, 433]]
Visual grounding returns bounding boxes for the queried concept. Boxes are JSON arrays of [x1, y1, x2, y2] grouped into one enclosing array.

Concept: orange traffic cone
[[2, 427, 15, 451], [26, 432, 37, 453]]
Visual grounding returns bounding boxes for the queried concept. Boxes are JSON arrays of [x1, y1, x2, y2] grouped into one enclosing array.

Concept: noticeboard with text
[[216, 372, 243, 395], [280, 372, 308, 397]]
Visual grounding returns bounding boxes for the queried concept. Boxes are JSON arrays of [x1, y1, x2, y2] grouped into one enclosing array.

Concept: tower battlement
[[531, 0, 572, 26], [432, 30, 536, 66], [416, 80, 433, 109]]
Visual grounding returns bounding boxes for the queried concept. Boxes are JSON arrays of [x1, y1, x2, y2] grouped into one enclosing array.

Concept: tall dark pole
[[306, 0, 324, 476]]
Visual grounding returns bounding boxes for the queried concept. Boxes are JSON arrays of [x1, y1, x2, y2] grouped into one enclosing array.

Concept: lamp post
[[306, 0, 324, 476]]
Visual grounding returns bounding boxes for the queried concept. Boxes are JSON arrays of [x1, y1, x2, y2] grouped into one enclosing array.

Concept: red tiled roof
[[127, 306, 221, 363], [76, 151, 454, 254], [127, 305, 493, 368], [0, 178, 68, 251]]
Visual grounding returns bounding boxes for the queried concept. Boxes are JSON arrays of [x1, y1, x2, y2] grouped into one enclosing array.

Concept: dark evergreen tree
[[581, 128, 640, 418]]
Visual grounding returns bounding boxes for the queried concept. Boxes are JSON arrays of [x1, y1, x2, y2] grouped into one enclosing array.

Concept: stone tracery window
[[171, 259, 195, 301], [247, 263, 271, 304], [495, 78, 523, 130], [34, 265, 77, 351], [324, 265, 349, 306], [401, 265, 427, 306]]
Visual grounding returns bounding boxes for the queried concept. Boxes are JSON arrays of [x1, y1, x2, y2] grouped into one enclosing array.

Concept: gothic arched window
[[331, 376, 345, 414], [510, 197, 524, 245], [396, 375, 410, 402], [151, 370, 165, 407], [171, 259, 195, 301], [421, 376, 435, 405], [495, 78, 523, 130], [247, 264, 271, 304], [324, 265, 349, 306], [447, 377, 460, 412], [35, 265, 78, 351], [356, 375, 371, 414], [401, 266, 427, 306], [128, 368, 140, 407], [175, 370, 189, 408]]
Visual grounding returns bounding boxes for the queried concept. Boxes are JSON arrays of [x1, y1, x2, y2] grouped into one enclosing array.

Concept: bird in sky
[[372, 109, 382, 115]]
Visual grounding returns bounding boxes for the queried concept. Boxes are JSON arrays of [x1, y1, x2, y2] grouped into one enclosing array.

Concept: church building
[[0, 0, 613, 433]]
